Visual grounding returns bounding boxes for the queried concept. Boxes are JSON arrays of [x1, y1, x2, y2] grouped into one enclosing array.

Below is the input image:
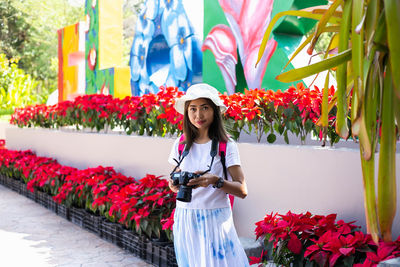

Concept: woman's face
[[187, 98, 214, 131]]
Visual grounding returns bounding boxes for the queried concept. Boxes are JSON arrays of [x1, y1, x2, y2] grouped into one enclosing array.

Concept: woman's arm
[[186, 165, 248, 199]]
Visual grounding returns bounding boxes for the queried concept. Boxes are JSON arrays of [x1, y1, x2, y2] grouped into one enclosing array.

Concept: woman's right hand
[[168, 178, 180, 193]]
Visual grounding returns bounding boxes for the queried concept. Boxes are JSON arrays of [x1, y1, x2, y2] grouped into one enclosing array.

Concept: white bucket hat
[[174, 83, 227, 114]]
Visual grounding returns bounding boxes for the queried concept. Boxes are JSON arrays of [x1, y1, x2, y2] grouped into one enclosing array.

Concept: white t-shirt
[[168, 137, 241, 209]]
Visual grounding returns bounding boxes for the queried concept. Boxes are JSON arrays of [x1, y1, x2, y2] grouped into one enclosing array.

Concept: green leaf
[[284, 131, 289, 144], [377, 64, 397, 242], [384, 0, 400, 97], [343, 256, 355, 267], [308, 0, 343, 54], [321, 73, 330, 127], [394, 93, 400, 129], [278, 124, 284, 135], [256, 10, 340, 66], [267, 133, 276, 143], [351, 0, 365, 126], [360, 145, 379, 243], [283, 108, 294, 118], [276, 49, 352, 83], [335, 0, 352, 139]]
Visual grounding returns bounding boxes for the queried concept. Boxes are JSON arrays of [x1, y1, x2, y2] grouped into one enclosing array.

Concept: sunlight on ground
[[0, 229, 54, 266]]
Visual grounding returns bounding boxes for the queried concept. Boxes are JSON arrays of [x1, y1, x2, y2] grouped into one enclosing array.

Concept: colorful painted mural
[[84, 0, 130, 98], [58, 0, 328, 100], [129, 0, 203, 95], [202, 0, 328, 92], [57, 22, 85, 102]]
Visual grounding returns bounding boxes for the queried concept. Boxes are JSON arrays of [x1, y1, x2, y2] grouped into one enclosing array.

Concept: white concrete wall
[[0, 122, 14, 139], [5, 127, 400, 239]]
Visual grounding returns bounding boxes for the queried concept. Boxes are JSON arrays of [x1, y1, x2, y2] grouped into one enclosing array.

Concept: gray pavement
[[0, 184, 152, 267]]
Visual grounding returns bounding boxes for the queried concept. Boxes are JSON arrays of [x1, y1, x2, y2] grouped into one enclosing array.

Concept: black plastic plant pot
[[4, 175, 12, 189], [57, 204, 70, 220], [35, 190, 49, 208], [167, 245, 178, 267], [121, 228, 146, 258], [25, 188, 36, 201], [70, 207, 85, 227], [10, 178, 22, 193], [83, 212, 103, 236], [47, 197, 58, 213], [101, 220, 123, 247], [144, 238, 170, 267]]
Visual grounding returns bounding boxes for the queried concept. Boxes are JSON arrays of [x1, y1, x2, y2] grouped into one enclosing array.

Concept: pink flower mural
[[203, 0, 277, 94], [202, 25, 238, 94]]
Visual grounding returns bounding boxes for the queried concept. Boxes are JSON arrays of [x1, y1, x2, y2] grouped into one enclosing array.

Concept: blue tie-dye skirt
[[173, 207, 250, 267]]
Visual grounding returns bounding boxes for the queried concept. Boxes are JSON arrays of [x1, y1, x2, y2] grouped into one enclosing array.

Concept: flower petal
[[287, 233, 302, 254], [183, 36, 193, 71], [177, 9, 191, 38], [171, 45, 187, 81], [145, 0, 159, 20], [130, 56, 140, 81], [162, 11, 178, 47]]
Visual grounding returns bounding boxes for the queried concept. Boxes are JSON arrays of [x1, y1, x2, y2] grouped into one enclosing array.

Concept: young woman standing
[[168, 83, 250, 266]]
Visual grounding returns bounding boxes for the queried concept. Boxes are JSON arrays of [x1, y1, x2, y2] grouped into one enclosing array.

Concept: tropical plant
[[0, 53, 44, 113], [257, 0, 400, 242]]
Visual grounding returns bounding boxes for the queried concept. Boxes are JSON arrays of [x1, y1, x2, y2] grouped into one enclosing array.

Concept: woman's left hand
[[186, 172, 218, 188]]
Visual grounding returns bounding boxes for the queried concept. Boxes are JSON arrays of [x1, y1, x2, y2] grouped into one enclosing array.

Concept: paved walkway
[[0, 184, 152, 267]]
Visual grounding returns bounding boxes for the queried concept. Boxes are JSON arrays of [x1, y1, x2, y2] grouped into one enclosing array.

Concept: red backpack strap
[[219, 139, 235, 209], [178, 134, 186, 156], [218, 141, 227, 158]]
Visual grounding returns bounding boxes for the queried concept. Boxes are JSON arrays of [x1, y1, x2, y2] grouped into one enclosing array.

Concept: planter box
[[144, 238, 172, 267], [70, 207, 85, 227], [3, 176, 11, 189], [35, 190, 48, 208], [167, 245, 178, 267], [46, 196, 58, 213], [83, 212, 103, 235], [10, 178, 22, 193], [25, 188, 36, 201], [101, 220, 123, 247], [0, 174, 5, 185], [121, 229, 146, 257], [57, 204, 70, 220]]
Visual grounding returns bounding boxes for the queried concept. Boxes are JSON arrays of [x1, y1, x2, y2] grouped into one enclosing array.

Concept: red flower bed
[[252, 211, 400, 266], [10, 84, 339, 145], [0, 148, 176, 240]]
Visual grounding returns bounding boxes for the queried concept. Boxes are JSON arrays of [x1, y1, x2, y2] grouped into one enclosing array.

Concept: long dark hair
[[182, 98, 229, 148]]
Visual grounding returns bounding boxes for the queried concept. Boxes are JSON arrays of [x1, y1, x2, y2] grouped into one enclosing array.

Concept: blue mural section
[[130, 0, 202, 96]]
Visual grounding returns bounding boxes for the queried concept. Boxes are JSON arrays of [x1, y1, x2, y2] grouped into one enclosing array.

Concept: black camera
[[171, 171, 201, 202]]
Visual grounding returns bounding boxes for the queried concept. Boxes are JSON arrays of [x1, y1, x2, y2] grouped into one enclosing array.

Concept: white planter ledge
[[5, 126, 400, 239]]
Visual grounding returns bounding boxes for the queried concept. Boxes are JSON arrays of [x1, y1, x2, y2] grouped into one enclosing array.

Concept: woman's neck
[[195, 129, 211, 144]]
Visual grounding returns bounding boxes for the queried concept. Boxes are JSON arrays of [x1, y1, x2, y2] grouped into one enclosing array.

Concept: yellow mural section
[[98, 0, 123, 70], [62, 23, 79, 100], [58, 0, 131, 100], [114, 67, 131, 99]]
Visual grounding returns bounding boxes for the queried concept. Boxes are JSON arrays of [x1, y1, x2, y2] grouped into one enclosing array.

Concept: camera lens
[[176, 186, 192, 202]]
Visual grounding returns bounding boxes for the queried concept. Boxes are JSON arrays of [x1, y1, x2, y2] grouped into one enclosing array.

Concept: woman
[[168, 83, 249, 267]]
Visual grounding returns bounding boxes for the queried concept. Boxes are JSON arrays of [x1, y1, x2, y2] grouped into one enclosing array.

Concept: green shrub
[[0, 53, 46, 113]]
